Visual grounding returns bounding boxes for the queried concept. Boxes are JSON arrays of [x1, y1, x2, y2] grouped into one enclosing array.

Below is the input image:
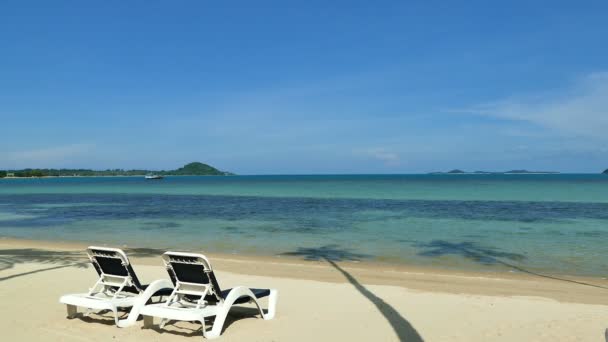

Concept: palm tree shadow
[[0, 263, 84, 281], [0, 246, 170, 282], [281, 245, 424, 342], [416, 240, 608, 290], [0, 248, 89, 282]]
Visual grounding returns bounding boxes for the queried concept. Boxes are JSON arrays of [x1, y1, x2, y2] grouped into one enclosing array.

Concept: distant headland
[[429, 169, 560, 175], [0, 162, 233, 178]]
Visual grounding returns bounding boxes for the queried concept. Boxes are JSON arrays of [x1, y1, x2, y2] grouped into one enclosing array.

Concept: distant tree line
[[0, 162, 232, 178]]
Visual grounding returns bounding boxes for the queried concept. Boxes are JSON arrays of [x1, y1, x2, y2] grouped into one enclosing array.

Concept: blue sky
[[1, 1, 607, 174]]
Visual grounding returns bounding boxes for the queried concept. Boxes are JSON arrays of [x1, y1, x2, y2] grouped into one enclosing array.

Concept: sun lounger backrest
[[87, 246, 145, 293], [162, 252, 223, 302]]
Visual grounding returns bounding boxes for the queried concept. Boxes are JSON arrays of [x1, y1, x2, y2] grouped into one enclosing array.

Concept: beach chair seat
[[138, 251, 278, 339], [59, 246, 172, 327]]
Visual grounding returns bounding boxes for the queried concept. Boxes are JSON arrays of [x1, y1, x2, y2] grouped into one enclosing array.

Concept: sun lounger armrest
[[117, 279, 173, 328], [222, 286, 278, 320], [222, 286, 256, 303]]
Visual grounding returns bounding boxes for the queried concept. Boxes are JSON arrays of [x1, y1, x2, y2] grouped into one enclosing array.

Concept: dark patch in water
[[416, 240, 526, 265], [280, 244, 371, 262], [258, 226, 282, 233], [1, 194, 608, 233], [222, 226, 240, 231], [575, 231, 605, 237], [397, 239, 418, 243], [415, 240, 608, 290], [462, 234, 485, 238], [141, 221, 181, 230]]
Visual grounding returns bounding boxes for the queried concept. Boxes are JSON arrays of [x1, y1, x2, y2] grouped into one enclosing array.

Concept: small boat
[[145, 174, 164, 180]]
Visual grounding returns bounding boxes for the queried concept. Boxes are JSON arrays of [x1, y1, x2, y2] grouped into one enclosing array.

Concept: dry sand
[[0, 238, 607, 341]]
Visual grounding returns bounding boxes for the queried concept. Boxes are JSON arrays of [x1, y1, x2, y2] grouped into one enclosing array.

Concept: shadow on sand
[[281, 245, 424, 342], [0, 247, 168, 282], [416, 240, 608, 290], [142, 306, 263, 338], [0, 248, 89, 282]]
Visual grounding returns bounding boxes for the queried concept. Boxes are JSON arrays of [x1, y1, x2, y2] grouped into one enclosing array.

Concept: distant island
[[430, 169, 560, 174], [0, 162, 233, 178]]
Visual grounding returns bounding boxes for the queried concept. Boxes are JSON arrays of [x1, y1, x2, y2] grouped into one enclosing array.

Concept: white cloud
[[354, 148, 401, 166], [1, 144, 94, 169], [462, 72, 608, 141]]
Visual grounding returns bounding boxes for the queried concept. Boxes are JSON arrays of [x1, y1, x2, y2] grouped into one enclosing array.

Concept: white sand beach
[[0, 238, 607, 341]]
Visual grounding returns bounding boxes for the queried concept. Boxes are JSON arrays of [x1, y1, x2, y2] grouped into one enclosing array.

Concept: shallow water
[[0, 175, 607, 276]]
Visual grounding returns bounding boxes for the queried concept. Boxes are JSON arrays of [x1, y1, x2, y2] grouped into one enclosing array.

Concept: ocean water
[[0, 174, 607, 276]]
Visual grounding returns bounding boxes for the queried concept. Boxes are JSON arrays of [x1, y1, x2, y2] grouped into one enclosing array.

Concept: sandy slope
[[0, 239, 607, 341]]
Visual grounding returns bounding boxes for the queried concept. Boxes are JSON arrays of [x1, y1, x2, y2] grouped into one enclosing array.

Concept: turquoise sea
[[0, 174, 607, 276]]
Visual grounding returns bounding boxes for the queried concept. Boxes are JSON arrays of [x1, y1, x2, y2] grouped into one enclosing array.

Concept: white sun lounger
[[138, 251, 278, 339], [59, 246, 173, 327]]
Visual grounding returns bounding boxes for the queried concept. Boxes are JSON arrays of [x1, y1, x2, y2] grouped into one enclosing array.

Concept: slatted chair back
[[162, 252, 223, 305], [87, 246, 143, 295]]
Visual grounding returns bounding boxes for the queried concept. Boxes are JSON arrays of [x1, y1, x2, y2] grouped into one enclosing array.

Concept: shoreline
[[0, 234, 604, 279], [2, 236, 607, 305]]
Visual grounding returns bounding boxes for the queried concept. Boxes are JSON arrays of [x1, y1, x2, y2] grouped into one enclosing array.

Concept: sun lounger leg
[[206, 318, 224, 339], [199, 320, 209, 340], [264, 289, 278, 320], [206, 287, 275, 339], [112, 307, 120, 326], [66, 304, 77, 318], [143, 315, 154, 328], [241, 288, 277, 320], [205, 314, 225, 340], [117, 279, 173, 328]]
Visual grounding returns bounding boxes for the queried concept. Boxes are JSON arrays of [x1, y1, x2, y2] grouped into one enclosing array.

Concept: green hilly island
[[0, 162, 232, 178]]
